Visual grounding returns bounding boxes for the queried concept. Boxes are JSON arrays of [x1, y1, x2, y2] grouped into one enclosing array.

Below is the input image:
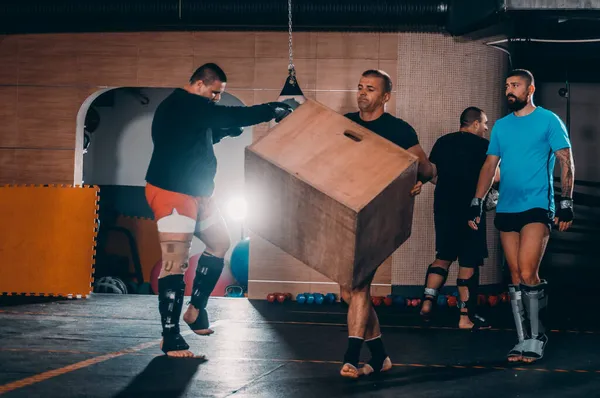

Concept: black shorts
[[494, 208, 554, 233], [434, 212, 488, 267]]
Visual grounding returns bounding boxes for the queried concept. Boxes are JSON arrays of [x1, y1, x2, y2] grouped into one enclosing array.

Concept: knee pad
[[423, 264, 449, 297], [190, 252, 225, 309], [158, 232, 193, 275]]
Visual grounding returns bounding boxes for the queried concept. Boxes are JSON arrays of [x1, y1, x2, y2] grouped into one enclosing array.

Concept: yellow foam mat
[[0, 185, 99, 298]]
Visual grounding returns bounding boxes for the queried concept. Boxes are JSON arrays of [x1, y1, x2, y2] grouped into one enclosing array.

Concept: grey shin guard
[[520, 281, 549, 359], [507, 284, 528, 357]]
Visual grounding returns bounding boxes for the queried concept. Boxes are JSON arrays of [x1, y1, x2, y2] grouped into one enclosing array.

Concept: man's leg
[[339, 272, 380, 378], [500, 229, 529, 362], [456, 264, 490, 330], [420, 259, 451, 316], [518, 221, 551, 363], [421, 211, 455, 317], [456, 219, 490, 330], [146, 184, 198, 358], [183, 197, 231, 335]]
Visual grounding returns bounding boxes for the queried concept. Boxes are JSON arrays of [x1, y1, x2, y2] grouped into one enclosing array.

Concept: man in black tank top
[[339, 69, 434, 379], [419, 107, 498, 330]]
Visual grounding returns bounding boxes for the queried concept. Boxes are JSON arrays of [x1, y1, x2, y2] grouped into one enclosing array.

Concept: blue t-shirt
[[487, 107, 571, 214]]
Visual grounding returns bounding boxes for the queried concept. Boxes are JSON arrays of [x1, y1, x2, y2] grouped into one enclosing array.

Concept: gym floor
[[0, 294, 597, 398]]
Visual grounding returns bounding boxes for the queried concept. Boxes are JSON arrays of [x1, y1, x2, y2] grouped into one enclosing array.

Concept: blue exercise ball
[[230, 238, 250, 286]]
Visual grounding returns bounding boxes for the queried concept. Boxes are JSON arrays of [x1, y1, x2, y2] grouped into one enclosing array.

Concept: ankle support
[[343, 337, 364, 367], [366, 335, 388, 371], [158, 274, 186, 336], [423, 263, 449, 297], [509, 284, 529, 342], [521, 280, 548, 339], [161, 333, 190, 354]]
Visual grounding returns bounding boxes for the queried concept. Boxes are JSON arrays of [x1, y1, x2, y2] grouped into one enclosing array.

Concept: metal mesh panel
[[392, 32, 509, 287]]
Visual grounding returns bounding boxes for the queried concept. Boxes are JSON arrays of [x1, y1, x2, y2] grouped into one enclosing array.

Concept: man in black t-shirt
[[419, 107, 498, 330], [145, 63, 293, 358], [339, 69, 434, 379]]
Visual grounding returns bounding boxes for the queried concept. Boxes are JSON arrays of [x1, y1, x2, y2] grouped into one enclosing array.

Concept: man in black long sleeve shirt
[[145, 63, 292, 358]]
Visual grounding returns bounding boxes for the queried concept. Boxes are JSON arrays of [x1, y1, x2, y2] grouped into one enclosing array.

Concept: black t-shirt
[[344, 112, 419, 150], [145, 89, 275, 197], [429, 131, 489, 216]]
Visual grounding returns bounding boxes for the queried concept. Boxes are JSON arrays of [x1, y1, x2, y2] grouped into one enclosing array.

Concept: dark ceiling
[[2, 0, 600, 82]]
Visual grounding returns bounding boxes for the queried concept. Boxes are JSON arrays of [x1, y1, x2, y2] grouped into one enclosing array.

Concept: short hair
[[507, 68, 534, 86], [361, 69, 393, 94], [460, 107, 485, 128], [189, 63, 227, 85]]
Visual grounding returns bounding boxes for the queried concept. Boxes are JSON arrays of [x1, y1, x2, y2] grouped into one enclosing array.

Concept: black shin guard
[[188, 252, 224, 330], [457, 267, 479, 313], [158, 274, 189, 353], [457, 267, 489, 328], [423, 263, 449, 300]]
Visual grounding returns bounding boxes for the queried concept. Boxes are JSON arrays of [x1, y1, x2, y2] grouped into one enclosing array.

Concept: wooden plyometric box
[[244, 99, 418, 289]]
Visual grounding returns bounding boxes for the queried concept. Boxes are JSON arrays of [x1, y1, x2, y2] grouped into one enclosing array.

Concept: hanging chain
[[287, 0, 297, 86]]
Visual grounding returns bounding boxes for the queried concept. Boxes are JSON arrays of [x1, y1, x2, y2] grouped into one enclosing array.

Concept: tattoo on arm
[[555, 148, 575, 198]]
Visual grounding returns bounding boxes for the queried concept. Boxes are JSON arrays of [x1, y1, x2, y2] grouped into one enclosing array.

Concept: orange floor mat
[[0, 185, 99, 298]]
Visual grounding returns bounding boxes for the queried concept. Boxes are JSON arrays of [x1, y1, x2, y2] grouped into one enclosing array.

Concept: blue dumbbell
[[306, 294, 315, 304], [325, 293, 336, 304], [314, 293, 324, 305], [296, 293, 306, 304]]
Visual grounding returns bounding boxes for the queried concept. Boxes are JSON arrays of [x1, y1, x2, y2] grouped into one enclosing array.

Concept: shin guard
[[457, 267, 479, 312], [188, 252, 225, 330], [158, 274, 189, 353], [507, 284, 529, 357], [457, 268, 489, 328], [520, 281, 549, 359], [521, 281, 548, 339], [423, 263, 449, 299]]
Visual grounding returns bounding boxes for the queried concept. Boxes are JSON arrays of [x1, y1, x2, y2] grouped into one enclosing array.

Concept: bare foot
[[160, 340, 197, 358], [507, 355, 522, 362], [340, 363, 360, 379], [183, 305, 214, 336], [359, 357, 393, 376], [459, 312, 474, 329], [420, 298, 433, 316], [521, 357, 537, 363]]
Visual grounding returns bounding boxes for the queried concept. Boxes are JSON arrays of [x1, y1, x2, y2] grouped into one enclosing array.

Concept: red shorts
[[145, 183, 217, 224]]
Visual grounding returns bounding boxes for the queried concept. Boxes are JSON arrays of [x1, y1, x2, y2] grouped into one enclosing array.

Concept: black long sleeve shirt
[[145, 88, 275, 197]]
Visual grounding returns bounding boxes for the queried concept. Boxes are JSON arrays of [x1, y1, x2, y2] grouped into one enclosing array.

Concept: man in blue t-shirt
[[468, 69, 575, 363]]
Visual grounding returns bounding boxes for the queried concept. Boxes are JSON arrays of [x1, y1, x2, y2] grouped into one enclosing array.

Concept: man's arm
[[554, 147, 575, 231], [474, 155, 500, 199], [555, 147, 574, 199], [212, 127, 244, 144], [407, 144, 435, 183], [202, 101, 291, 130], [430, 163, 438, 185]]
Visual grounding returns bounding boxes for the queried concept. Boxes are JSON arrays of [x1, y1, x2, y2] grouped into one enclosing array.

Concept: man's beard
[[507, 95, 527, 111]]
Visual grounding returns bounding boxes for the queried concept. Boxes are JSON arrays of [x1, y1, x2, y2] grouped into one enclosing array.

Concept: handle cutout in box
[[343, 130, 363, 142]]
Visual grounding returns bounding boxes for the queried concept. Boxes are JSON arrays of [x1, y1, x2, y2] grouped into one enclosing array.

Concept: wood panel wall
[[0, 31, 399, 299]]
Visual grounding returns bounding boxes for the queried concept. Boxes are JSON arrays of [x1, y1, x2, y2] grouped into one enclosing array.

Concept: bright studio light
[[227, 197, 248, 221]]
